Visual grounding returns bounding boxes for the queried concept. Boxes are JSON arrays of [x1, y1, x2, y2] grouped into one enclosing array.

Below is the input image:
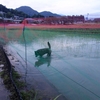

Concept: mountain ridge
[[16, 6, 61, 17], [0, 4, 30, 18], [40, 11, 61, 17], [16, 6, 39, 16]]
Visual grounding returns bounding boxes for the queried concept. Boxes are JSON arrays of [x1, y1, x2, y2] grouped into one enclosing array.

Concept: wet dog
[[35, 42, 51, 57]]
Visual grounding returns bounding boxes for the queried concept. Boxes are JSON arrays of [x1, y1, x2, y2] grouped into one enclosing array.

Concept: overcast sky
[[0, 0, 100, 17]]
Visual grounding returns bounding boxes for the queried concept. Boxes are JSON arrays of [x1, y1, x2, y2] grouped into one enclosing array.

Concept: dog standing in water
[[35, 42, 51, 57]]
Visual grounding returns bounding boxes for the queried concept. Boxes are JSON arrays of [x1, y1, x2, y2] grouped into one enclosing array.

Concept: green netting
[[0, 25, 100, 100]]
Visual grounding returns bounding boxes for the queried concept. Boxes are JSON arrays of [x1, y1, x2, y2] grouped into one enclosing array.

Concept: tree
[[6, 12, 13, 18]]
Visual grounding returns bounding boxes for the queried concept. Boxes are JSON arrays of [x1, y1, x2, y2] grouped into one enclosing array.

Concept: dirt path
[[0, 77, 10, 100], [0, 46, 10, 100], [26, 23, 100, 29], [0, 23, 100, 29]]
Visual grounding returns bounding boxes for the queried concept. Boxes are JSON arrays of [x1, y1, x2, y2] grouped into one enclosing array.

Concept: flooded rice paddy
[[3, 28, 100, 100]]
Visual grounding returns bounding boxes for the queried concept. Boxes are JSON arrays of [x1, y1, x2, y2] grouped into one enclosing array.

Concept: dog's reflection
[[35, 56, 51, 67]]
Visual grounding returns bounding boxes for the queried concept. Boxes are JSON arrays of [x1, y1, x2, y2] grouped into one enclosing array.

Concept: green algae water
[[3, 28, 100, 100]]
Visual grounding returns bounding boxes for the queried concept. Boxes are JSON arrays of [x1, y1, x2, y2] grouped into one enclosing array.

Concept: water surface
[[6, 28, 100, 100]]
